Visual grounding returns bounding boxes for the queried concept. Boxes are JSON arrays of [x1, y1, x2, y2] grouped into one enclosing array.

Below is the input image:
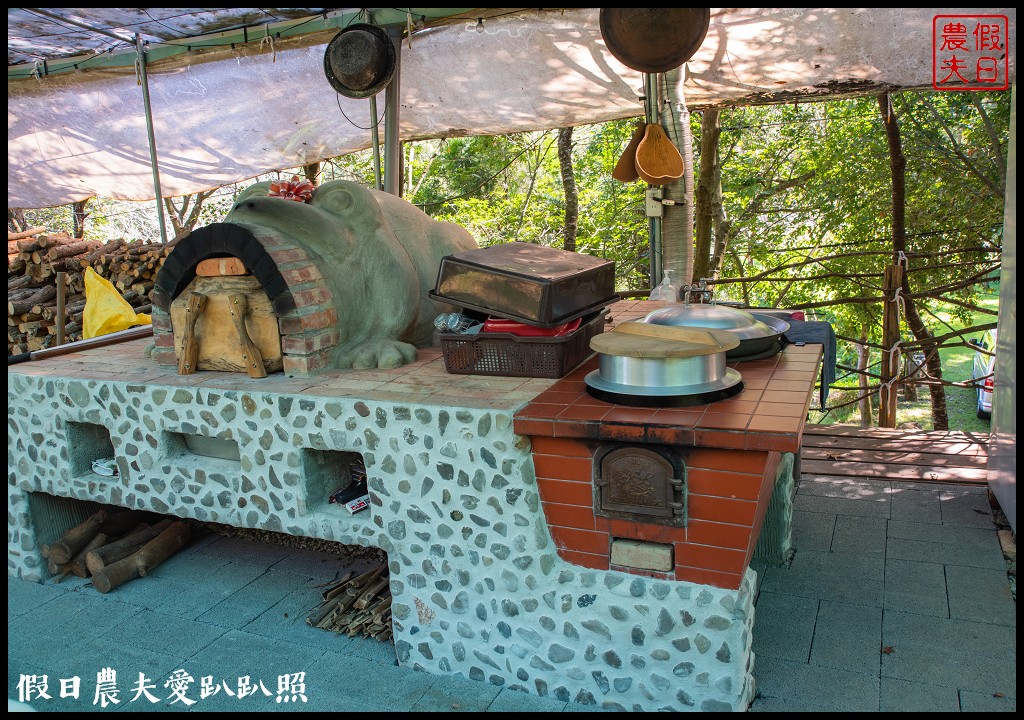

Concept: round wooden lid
[[591, 321, 739, 358]]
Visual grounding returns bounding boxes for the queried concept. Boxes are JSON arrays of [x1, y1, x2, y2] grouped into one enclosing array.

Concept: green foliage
[[12, 89, 1009, 431], [399, 124, 651, 289], [694, 92, 1008, 354]]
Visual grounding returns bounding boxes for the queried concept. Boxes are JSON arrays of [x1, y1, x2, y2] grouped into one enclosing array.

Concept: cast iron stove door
[[595, 446, 686, 526]]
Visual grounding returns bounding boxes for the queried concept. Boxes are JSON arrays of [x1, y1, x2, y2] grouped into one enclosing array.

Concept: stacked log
[[41, 509, 191, 593], [7, 229, 171, 355], [307, 563, 393, 642]]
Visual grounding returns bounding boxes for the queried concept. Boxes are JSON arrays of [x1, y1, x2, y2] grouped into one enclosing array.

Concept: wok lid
[[591, 321, 739, 358], [643, 303, 788, 341]]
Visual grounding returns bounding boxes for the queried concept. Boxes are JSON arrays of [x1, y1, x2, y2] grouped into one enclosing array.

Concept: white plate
[[91, 458, 118, 477]]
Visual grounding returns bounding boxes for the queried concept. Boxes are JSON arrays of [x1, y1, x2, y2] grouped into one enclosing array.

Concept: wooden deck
[[799, 424, 990, 485]]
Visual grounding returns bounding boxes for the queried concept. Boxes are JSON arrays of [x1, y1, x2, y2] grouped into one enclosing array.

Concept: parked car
[[969, 330, 997, 420]]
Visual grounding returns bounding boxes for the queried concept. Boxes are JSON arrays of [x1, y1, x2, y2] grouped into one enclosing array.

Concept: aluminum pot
[[585, 322, 743, 407], [642, 303, 789, 360]]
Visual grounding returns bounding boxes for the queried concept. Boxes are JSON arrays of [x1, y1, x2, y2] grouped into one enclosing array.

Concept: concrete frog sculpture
[[227, 179, 477, 369]]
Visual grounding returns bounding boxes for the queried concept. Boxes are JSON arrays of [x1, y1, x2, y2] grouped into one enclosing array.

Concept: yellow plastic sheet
[[82, 267, 152, 339]]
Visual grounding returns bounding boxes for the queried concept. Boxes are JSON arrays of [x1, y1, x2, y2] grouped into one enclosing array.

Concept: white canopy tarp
[[8, 7, 1016, 208]]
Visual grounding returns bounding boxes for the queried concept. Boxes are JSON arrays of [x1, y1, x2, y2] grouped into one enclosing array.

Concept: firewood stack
[[7, 227, 173, 355], [307, 563, 393, 642], [41, 509, 191, 594]]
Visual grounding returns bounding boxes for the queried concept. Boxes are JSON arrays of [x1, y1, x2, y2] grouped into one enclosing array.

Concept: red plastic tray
[[482, 317, 581, 337]]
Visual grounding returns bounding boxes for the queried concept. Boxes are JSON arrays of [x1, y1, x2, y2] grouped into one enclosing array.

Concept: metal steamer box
[[430, 242, 618, 327]]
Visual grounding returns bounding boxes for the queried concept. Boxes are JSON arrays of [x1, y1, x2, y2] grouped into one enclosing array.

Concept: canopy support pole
[[644, 72, 663, 289], [383, 25, 403, 196], [23, 13, 169, 243], [135, 33, 169, 245], [369, 96, 383, 191]]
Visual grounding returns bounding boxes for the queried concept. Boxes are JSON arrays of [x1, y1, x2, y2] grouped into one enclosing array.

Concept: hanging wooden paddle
[[634, 123, 685, 185], [612, 121, 646, 183]]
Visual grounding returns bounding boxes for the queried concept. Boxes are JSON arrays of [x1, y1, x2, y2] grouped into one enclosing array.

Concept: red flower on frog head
[[268, 175, 315, 202]]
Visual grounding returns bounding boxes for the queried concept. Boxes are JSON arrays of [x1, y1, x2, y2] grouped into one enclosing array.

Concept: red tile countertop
[[513, 300, 824, 453]]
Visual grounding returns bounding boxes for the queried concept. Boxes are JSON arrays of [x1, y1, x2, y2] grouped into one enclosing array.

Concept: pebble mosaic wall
[[7, 371, 758, 711]]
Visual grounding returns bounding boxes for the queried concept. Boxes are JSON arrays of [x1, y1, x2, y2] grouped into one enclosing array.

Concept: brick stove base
[[8, 306, 821, 712], [513, 315, 822, 592]]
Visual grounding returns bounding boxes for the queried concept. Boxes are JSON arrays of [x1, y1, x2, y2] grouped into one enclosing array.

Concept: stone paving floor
[[749, 474, 1016, 712], [8, 475, 1016, 713]]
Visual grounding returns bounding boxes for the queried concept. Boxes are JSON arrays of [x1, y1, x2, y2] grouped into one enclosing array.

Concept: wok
[[599, 8, 711, 74], [642, 304, 789, 360]]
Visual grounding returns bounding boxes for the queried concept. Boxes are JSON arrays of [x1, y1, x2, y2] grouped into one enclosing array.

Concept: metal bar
[[26, 8, 135, 44], [644, 73, 663, 289], [55, 271, 66, 345], [369, 96, 383, 191], [383, 24, 403, 196], [8, 325, 153, 366], [10, 8, 472, 81], [135, 33, 169, 245]]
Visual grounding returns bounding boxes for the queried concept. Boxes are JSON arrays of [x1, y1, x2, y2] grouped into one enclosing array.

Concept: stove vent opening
[[610, 538, 674, 572], [595, 444, 687, 527], [162, 431, 242, 494]]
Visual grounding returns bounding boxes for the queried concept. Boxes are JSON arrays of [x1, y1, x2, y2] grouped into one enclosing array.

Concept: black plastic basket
[[439, 311, 606, 378]]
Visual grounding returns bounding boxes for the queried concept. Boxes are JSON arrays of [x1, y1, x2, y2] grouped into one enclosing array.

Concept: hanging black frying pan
[[599, 8, 711, 73]]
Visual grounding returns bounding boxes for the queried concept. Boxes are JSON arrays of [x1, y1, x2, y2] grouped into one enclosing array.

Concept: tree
[[72, 200, 88, 239], [694, 108, 721, 281], [686, 91, 1007, 426], [694, 103, 820, 304], [557, 127, 579, 253], [877, 92, 947, 429], [162, 189, 217, 240], [8, 209, 28, 233]]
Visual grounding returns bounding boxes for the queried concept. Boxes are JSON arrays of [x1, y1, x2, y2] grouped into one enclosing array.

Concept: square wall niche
[[165, 431, 241, 463], [64, 421, 115, 478], [299, 448, 366, 516], [163, 431, 242, 481]]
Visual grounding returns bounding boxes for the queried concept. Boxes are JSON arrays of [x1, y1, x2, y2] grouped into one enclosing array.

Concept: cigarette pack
[[344, 495, 369, 514]]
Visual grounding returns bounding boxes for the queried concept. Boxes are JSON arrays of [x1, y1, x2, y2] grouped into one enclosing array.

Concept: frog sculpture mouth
[[151, 180, 478, 374]]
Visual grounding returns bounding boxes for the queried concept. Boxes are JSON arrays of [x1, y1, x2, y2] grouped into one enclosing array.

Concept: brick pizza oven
[[148, 179, 476, 378], [150, 222, 339, 377]]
